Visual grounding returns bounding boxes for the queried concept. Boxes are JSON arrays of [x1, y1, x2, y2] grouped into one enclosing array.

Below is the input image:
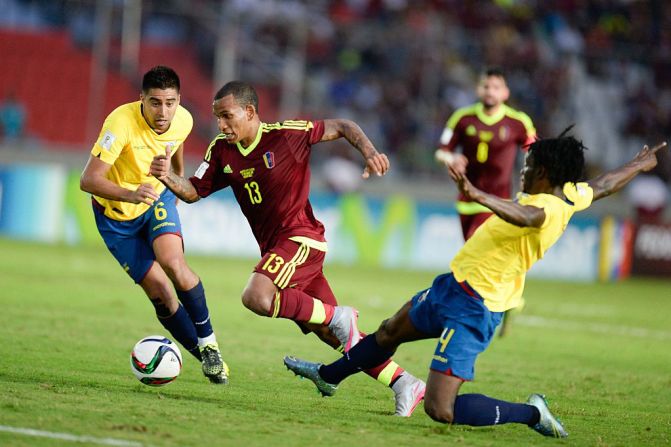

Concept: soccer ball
[[130, 335, 182, 386]]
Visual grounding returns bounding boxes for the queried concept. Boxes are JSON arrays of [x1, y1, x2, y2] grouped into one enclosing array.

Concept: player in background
[[435, 67, 536, 336], [150, 81, 426, 416], [285, 133, 666, 438], [80, 66, 228, 384], [435, 67, 536, 240]]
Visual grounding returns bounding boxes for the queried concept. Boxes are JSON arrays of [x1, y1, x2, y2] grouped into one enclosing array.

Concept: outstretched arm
[[588, 142, 667, 201], [321, 119, 390, 178], [455, 174, 546, 228], [150, 147, 201, 203]]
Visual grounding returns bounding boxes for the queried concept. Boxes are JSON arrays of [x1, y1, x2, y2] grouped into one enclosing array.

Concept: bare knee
[[242, 273, 279, 316], [424, 399, 454, 424], [241, 286, 273, 316], [157, 256, 193, 288]]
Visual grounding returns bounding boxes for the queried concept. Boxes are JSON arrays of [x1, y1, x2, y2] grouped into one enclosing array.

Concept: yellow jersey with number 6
[[90, 101, 192, 221]]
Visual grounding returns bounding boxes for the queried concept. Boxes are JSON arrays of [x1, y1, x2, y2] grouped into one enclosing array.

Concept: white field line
[[0, 425, 144, 446], [516, 315, 671, 341]]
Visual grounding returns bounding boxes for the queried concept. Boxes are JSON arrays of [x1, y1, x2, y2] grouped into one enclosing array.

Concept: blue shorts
[[93, 188, 183, 283], [408, 272, 503, 381]]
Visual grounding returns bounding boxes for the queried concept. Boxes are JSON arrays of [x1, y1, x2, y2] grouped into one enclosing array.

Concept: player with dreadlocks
[[284, 129, 666, 437]]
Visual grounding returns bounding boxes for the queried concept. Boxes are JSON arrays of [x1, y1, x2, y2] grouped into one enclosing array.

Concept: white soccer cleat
[[328, 306, 362, 353], [392, 373, 426, 417], [527, 393, 568, 438]]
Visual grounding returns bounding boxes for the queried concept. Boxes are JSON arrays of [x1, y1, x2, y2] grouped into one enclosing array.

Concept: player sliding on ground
[[285, 131, 666, 435]]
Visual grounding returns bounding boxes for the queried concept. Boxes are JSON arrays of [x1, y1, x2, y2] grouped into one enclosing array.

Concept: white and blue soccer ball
[[130, 335, 182, 386]]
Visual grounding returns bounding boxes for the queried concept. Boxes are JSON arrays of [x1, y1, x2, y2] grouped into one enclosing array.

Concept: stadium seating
[[0, 29, 246, 157]]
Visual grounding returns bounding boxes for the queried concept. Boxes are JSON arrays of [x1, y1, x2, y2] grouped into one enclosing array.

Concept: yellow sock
[[377, 361, 402, 386], [307, 298, 327, 324]]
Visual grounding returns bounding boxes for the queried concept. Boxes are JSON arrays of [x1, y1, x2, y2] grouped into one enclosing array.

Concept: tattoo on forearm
[[163, 173, 199, 203], [342, 121, 374, 156]]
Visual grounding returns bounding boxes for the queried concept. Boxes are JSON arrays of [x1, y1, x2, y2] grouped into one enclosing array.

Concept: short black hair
[[214, 81, 259, 112], [483, 66, 506, 80], [527, 126, 586, 187], [142, 66, 180, 93]]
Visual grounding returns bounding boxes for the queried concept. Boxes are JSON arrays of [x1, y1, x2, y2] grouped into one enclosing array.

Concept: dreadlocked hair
[[528, 125, 587, 187]]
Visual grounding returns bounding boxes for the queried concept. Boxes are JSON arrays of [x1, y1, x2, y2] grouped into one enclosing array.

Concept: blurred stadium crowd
[[0, 0, 669, 183]]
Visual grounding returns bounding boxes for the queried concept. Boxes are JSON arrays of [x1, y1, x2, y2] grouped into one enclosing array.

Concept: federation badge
[[499, 126, 509, 141], [263, 151, 275, 169]]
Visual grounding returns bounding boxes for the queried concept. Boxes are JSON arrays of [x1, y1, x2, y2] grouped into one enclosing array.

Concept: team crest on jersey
[[223, 164, 233, 174], [466, 125, 477, 136], [240, 167, 255, 179], [499, 126, 509, 141], [263, 151, 275, 169]]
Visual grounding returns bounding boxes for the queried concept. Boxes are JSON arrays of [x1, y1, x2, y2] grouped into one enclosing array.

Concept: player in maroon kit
[[435, 67, 536, 240], [150, 81, 426, 416]]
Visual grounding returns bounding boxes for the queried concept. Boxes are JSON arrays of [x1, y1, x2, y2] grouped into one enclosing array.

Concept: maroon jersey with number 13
[[189, 120, 326, 254]]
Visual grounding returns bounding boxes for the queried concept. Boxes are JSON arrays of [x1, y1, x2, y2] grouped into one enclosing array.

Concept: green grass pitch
[[0, 238, 669, 446]]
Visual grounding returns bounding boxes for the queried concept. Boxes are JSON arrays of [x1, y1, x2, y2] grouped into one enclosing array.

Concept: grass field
[[1, 237, 670, 447]]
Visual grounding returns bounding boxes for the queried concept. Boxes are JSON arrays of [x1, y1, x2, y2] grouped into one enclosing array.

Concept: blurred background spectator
[[321, 143, 365, 195], [0, 90, 26, 143], [0, 0, 668, 217]]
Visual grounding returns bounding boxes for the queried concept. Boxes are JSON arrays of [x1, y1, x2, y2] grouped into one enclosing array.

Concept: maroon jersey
[[190, 120, 326, 254], [440, 103, 535, 200]]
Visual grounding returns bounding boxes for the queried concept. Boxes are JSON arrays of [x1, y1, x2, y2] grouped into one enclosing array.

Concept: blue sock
[[176, 281, 214, 339], [319, 334, 394, 384], [151, 299, 200, 360], [453, 394, 540, 426]]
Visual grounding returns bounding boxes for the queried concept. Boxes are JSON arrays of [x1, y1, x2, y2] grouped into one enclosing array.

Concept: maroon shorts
[[253, 238, 338, 306]]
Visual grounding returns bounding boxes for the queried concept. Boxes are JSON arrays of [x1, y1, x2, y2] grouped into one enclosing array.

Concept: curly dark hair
[[527, 126, 587, 187], [214, 81, 259, 113], [142, 66, 180, 93]]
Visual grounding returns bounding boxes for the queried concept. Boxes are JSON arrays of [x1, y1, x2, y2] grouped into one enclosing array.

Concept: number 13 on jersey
[[244, 181, 263, 204]]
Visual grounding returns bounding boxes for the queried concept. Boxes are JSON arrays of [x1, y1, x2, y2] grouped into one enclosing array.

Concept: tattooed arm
[[149, 146, 201, 203]]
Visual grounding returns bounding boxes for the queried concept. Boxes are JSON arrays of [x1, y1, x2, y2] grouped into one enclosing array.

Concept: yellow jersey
[[450, 182, 594, 312], [90, 101, 193, 220]]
